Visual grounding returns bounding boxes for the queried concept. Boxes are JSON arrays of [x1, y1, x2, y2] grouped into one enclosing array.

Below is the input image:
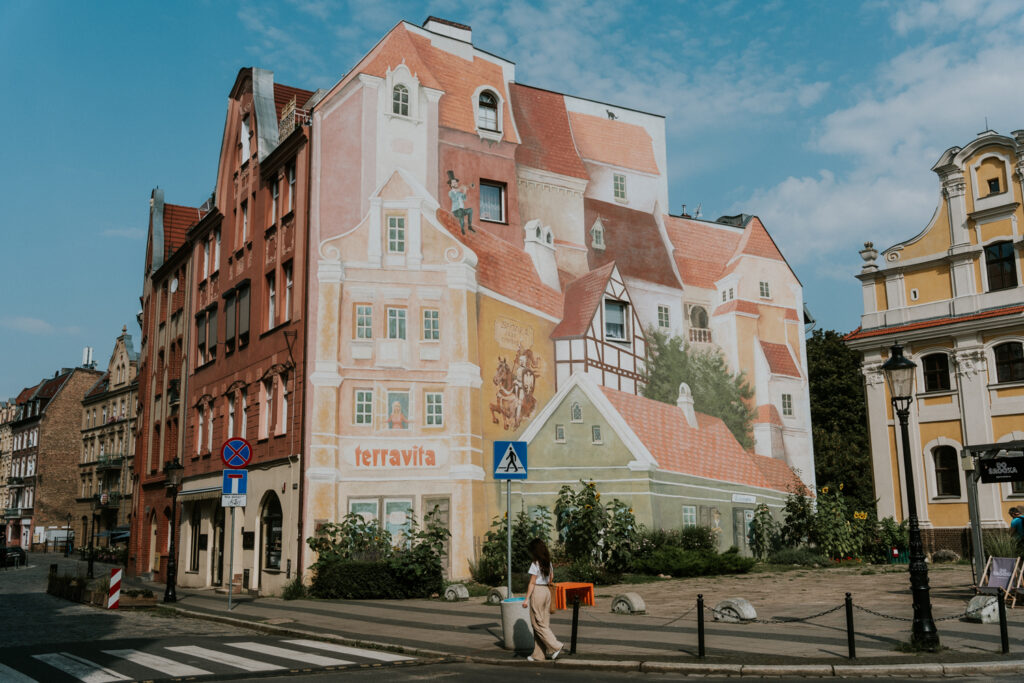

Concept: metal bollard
[[697, 594, 706, 658], [998, 589, 1009, 654], [570, 595, 580, 655], [845, 592, 856, 659], [49, 563, 58, 577]]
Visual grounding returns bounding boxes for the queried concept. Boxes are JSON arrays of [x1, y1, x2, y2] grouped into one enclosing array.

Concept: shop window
[[985, 241, 1017, 292], [781, 393, 793, 417], [682, 505, 697, 528], [384, 499, 413, 541], [355, 304, 373, 339], [604, 300, 628, 341], [933, 446, 961, 498], [477, 91, 498, 131], [554, 424, 565, 443], [355, 389, 373, 425], [423, 309, 440, 340], [613, 173, 626, 201], [994, 342, 1024, 383], [479, 181, 505, 222], [922, 353, 951, 392], [425, 392, 443, 426], [262, 494, 283, 571], [392, 84, 409, 116]]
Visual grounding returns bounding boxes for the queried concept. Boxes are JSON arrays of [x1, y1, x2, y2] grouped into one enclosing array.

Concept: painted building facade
[[846, 129, 1024, 550]]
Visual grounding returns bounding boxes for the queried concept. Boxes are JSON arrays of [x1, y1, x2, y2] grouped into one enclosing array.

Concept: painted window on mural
[[423, 309, 440, 340], [985, 241, 1017, 291], [392, 84, 409, 116], [387, 391, 410, 429], [477, 91, 498, 131], [933, 446, 961, 497], [613, 173, 626, 201], [384, 499, 413, 540], [554, 424, 565, 442], [387, 308, 406, 340], [922, 353, 951, 392], [995, 342, 1024, 383], [781, 393, 793, 417], [355, 305, 372, 339], [682, 505, 697, 528], [425, 392, 443, 426], [657, 305, 670, 329], [350, 499, 378, 524], [387, 215, 406, 253], [759, 281, 771, 298], [570, 402, 582, 423], [355, 390, 372, 425], [479, 181, 505, 222], [591, 425, 603, 444], [604, 300, 627, 341], [591, 221, 605, 249]]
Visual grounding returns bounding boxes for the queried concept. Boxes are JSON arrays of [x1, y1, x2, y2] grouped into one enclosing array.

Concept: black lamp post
[[163, 457, 184, 603], [881, 342, 939, 650]]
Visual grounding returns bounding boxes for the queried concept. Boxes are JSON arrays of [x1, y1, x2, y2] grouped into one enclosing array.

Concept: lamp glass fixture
[[882, 343, 916, 400]]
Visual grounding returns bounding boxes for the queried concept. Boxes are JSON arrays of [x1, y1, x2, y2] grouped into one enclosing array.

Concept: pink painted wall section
[[438, 129, 520, 246]]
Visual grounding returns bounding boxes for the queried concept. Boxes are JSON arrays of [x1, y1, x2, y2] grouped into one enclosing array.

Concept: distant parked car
[[1, 546, 27, 567]]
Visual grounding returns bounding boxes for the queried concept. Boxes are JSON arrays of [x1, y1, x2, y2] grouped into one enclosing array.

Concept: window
[[387, 391, 410, 429], [227, 395, 235, 438], [988, 177, 1001, 195], [604, 300, 627, 341], [781, 393, 793, 417], [759, 281, 771, 298], [682, 505, 697, 528], [591, 221, 605, 249], [554, 424, 565, 442], [423, 309, 440, 340], [196, 308, 216, 364], [355, 304, 373, 339], [202, 239, 210, 279], [384, 499, 413, 540], [994, 342, 1024, 383], [479, 181, 505, 222], [591, 425, 603, 444], [225, 292, 236, 352], [613, 173, 626, 201], [189, 506, 201, 572], [387, 308, 407, 339], [206, 404, 214, 452], [570, 402, 582, 423], [241, 391, 248, 437], [425, 392, 443, 426], [729, 287, 734, 300], [283, 262, 293, 321], [237, 284, 251, 347], [658, 305, 670, 329], [241, 200, 249, 243], [477, 91, 498, 131], [387, 215, 405, 253], [922, 353, 951, 392], [261, 378, 274, 439], [287, 163, 296, 213], [271, 180, 279, 225], [910, 288, 920, 301], [350, 499, 379, 524], [985, 241, 1017, 292], [240, 114, 251, 161], [355, 389, 373, 425], [933, 446, 961, 497], [722, 290, 727, 303], [392, 84, 409, 116], [214, 229, 221, 271], [278, 374, 288, 435], [196, 408, 204, 454], [689, 306, 708, 329], [266, 272, 276, 329], [262, 494, 283, 570]]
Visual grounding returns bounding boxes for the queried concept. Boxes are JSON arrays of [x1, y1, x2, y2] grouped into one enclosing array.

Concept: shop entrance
[[213, 506, 225, 586]]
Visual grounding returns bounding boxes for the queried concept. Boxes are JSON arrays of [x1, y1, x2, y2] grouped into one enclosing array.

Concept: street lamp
[[881, 342, 939, 650], [163, 457, 184, 603]]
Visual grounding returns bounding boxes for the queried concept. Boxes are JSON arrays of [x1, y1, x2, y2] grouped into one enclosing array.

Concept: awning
[[178, 486, 221, 502]]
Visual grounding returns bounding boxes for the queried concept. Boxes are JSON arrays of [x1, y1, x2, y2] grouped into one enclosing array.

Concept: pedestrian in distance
[[1010, 507, 1024, 552], [522, 538, 563, 662]]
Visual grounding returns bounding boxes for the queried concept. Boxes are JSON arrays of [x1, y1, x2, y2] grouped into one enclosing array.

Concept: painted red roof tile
[[510, 84, 588, 179], [845, 304, 1024, 341], [662, 214, 742, 290], [551, 263, 616, 338], [163, 203, 203, 259], [600, 387, 801, 493], [756, 404, 784, 426], [735, 215, 785, 262], [761, 340, 801, 378], [585, 199, 679, 289], [435, 208, 562, 317], [273, 83, 315, 119], [568, 112, 659, 174]]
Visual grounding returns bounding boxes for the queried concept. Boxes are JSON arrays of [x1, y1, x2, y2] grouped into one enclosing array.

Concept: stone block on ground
[[610, 592, 646, 614], [965, 594, 999, 623], [487, 586, 508, 605], [713, 597, 756, 622], [444, 583, 469, 601]]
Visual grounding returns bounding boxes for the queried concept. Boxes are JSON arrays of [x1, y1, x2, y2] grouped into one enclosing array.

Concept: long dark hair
[[527, 538, 552, 580]]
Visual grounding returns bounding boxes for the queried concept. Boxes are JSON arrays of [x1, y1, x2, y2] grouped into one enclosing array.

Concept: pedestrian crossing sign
[[493, 441, 527, 480]]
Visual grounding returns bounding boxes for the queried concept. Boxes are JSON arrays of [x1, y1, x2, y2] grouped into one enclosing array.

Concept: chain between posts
[[853, 602, 989, 622], [704, 602, 846, 624]]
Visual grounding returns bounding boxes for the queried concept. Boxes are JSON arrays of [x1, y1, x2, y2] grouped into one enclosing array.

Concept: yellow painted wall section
[[910, 340, 954, 353], [976, 156, 1008, 198], [927, 502, 968, 527], [918, 420, 962, 450], [896, 197, 950, 261], [786, 322, 803, 366], [736, 316, 757, 389], [874, 280, 888, 312], [979, 217, 1014, 244], [756, 305, 786, 342], [921, 394, 953, 407], [903, 263, 952, 305], [972, 259, 983, 293], [983, 325, 1024, 343], [994, 386, 1024, 399], [993, 415, 1024, 439]]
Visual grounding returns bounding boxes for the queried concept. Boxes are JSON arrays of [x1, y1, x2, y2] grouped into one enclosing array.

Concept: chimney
[[676, 382, 698, 428], [423, 16, 472, 43], [523, 219, 560, 290], [680, 204, 691, 219]]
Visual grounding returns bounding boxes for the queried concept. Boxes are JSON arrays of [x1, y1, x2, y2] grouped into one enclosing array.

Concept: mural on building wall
[[387, 391, 410, 429], [446, 170, 475, 235], [490, 345, 542, 430]]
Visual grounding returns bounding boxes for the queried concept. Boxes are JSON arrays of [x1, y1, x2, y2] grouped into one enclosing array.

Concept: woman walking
[[522, 538, 563, 661]]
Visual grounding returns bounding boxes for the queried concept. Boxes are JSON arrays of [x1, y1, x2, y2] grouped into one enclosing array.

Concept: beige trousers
[[529, 586, 563, 659]]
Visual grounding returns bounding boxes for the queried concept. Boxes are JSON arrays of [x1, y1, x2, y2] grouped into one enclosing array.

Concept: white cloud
[[891, 0, 1021, 35], [102, 228, 146, 240]]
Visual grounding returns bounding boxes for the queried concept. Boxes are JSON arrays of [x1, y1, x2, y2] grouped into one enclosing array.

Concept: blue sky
[[3, 0, 1024, 396]]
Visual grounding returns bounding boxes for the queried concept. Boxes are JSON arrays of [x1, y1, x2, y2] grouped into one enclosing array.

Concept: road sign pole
[[506, 479, 512, 597], [227, 507, 235, 612]]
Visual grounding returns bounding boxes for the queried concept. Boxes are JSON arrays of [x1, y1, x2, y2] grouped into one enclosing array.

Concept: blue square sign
[[493, 441, 527, 480], [222, 469, 248, 495]]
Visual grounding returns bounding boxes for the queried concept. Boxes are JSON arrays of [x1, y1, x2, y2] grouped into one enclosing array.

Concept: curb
[[166, 603, 1024, 678]]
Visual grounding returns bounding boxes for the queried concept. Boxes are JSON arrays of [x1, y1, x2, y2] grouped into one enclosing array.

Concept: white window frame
[[266, 271, 276, 330], [387, 215, 406, 253], [570, 402, 582, 423], [613, 173, 627, 202], [781, 393, 793, 417], [554, 424, 565, 443], [478, 181, 505, 223], [354, 389, 373, 426], [387, 307, 407, 340], [392, 84, 410, 116], [355, 304, 373, 339], [591, 425, 603, 444], [240, 114, 251, 161], [604, 299, 628, 342], [425, 392, 443, 427], [759, 281, 771, 298], [423, 309, 440, 341], [287, 164, 296, 213], [271, 180, 279, 225], [657, 305, 670, 329], [283, 262, 293, 322], [472, 86, 504, 142], [682, 505, 697, 528]]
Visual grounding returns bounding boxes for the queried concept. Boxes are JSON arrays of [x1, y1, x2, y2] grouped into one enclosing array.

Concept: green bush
[[637, 525, 717, 556], [748, 504, 781, 560], [281, 576, 306, 600], [555, 481, 607, 562], [603, 500, 639, 574], [633, 547, 754, 578], [767, 547, 828, 566], [983, 529, 1021, 558], [468, 554, 505, 587], [862, 516, 908, 564], [557, 560, 621, 585], [473, 504, 553, 586]]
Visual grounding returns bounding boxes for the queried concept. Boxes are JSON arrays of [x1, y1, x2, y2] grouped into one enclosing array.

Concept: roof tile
[[760, 340, 801, 378], [163, 203, 204, 259], [585, 199, 678, 289], [568, 112, 659, 174], [662, 214, 742, 290], [509, 84, 588, 179], [551, 263, 616, 338], [845, 304, 1024, 340]]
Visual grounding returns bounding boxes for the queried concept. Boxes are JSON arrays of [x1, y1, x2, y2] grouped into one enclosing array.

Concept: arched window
[[994, 342, 1024, 383], [477, 91, 498, 131], [570, 402, 582, 423], [392, 84, 409, 116], [689, 306, 709, 329], [985, 241, 1017, 292], [922, 353, 950, 392], [262, 494, 283, 571], [933, 446, 961, 497]]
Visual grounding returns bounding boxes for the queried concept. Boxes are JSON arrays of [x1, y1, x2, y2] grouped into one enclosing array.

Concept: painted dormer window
[[591, 220, 605, 250], [613, 173, 627, 202], [604, 300, 628, 341], [392, 84, 409, 116], [477, 91, 499, 131]]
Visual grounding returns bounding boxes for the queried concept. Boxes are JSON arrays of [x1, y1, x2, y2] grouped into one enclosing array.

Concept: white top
[[528, 561, 552, 585]]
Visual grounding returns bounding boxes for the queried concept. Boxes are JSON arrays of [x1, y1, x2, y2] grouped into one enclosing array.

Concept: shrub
[[468, 554, 505, 587], [555, 481, 607, 562], [558, 560, 621, 585], [983, 529, 1021, 558], [603, 500, 639, 574], [307, 513, 392, 563], [767, 547, 828, 566], [814, 485, 859, 559], [633, 547, 754, 578], [678, 525, 718, 552], [474, 504, 553, 586], [282, 576, 306, 600], [863, 516, 908, 564], [779, 486, 815, 548], [748, 504, 780, 560]]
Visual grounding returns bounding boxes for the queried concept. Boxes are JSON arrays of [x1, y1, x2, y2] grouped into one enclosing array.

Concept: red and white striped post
[[108, 567, 122, 609]]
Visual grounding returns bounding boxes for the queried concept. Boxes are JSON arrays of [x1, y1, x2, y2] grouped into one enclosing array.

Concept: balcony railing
[[689, 327, 713, 344], [94, 492, 122, 509], [96, 453, 124, 471], [6, 476, 23, 487], [4, 507, 21, 519]]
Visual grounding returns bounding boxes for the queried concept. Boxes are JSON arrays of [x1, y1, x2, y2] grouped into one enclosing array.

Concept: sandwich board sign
[[493, 441, 527, 480], [222, 469, 247, 508]]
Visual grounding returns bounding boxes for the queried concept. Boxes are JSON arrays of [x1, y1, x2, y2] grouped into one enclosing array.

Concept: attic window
[[477, 91, 499, 131], [604, 300, 628, 341], [392, 85, 409, 116], [570, 402, 582, 423], [759, 281, 771, 298], [988, 177, 1001, 195], [591, 221, 605, 250]]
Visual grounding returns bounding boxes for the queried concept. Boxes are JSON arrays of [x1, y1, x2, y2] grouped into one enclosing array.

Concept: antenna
[[694, 203, 703, 219]]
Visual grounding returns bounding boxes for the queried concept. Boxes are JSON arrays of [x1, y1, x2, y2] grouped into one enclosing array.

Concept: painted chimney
[[523, 219, 560, 290], [676, 382, 698, 428], [423, 17, 472, 43]]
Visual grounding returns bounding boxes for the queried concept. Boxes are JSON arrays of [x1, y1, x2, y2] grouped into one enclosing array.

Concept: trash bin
[[500, 597, 534, 652]]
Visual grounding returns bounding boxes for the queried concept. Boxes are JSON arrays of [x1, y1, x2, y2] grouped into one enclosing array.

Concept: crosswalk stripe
[[32, 653, 130, 683], [282, 639, 414, 662], [164, 645, 285, 672], [102, 649, 211, 677], [0, 662, 37, 682], [224, 641, 354, 666]]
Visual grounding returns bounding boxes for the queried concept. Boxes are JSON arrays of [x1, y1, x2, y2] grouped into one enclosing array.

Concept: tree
[[643, 329, 755, 449], [806, 329, 874, 512]]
